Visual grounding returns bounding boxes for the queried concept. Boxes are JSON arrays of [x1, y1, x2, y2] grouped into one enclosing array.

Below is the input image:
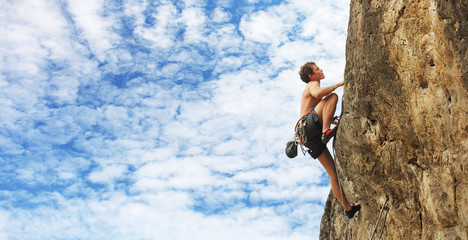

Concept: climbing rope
[[370, 196, 390, 240], [378, 206, 389, 239]]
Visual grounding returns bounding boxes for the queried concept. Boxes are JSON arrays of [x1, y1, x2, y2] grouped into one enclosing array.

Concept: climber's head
[[299, 61, 325, 83]]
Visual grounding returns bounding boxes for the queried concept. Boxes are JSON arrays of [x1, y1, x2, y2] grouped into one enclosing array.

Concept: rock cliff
[[320, 0, 467, 239]]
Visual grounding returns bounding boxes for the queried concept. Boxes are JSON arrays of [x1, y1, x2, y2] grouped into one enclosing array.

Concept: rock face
[[320, 0, 467, 239]]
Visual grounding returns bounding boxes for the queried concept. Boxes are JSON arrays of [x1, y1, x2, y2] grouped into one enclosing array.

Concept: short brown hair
[[298, 62, 316, 83]]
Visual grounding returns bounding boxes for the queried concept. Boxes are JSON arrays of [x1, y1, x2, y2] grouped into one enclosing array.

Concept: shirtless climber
[[297, 61, 361, 218]]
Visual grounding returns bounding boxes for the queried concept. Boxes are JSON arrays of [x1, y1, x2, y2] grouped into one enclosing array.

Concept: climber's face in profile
[[309, 64, 325, 81]]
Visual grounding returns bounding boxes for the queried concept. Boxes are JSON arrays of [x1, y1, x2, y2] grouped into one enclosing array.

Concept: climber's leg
[[314, 93, 338, 132], [317, 148, 352, 211]]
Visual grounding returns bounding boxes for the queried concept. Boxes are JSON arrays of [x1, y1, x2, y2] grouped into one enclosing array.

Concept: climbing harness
[[285, 116, 309, 158], [370, 196, 390, 240], [295, 109, 324, 157], [295, 116, 308, 155]]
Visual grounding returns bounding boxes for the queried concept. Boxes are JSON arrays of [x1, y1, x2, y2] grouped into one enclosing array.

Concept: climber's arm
[[308, 80, 344, 99]]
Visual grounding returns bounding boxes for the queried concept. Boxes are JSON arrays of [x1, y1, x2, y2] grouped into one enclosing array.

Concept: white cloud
[[181, 0, 206, 8], [240, 10, 289, 45], [88, 164, 128, 184], [16, 169, 35, 182], [181, 7, 208, 43], [0, 210, 9, 240], [46, 76, 81, 105], [0, 0, 70, 68], [67, 0, 120, 61], [136, 3, 179, 48], [209, 24, 243, 56], [213, 7, 231, 23], [0, 135, 24, 155]]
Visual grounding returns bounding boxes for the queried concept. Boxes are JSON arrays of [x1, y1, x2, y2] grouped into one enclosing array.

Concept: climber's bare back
[[300, 82, 321, 118]]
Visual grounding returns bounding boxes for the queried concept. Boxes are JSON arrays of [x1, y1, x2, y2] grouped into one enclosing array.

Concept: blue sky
[[0, 0, 349, 239]]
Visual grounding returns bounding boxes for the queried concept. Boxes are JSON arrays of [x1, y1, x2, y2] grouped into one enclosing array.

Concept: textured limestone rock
[[320, 0, 468, 239]]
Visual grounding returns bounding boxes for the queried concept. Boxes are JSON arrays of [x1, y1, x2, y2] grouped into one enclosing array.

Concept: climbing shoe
[[345, 204, 361, 219], [321, 127, 338, 144]]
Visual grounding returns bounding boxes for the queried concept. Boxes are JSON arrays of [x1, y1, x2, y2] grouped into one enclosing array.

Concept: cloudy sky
[[0, 0, 349, 239]]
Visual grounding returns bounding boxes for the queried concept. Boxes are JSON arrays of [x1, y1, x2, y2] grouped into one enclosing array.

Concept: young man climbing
[[297, 61, 360, 218]]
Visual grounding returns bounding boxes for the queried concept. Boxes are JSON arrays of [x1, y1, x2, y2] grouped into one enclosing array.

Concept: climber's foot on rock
[[321, 127, 338, 144], [345, 204, 361, 219]]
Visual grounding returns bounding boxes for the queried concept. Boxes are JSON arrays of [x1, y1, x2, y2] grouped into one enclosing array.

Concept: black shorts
[[302, 109, 326, 159]]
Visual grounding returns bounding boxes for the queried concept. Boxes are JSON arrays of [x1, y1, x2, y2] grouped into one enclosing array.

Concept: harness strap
[[295, 117, 308, 155]]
